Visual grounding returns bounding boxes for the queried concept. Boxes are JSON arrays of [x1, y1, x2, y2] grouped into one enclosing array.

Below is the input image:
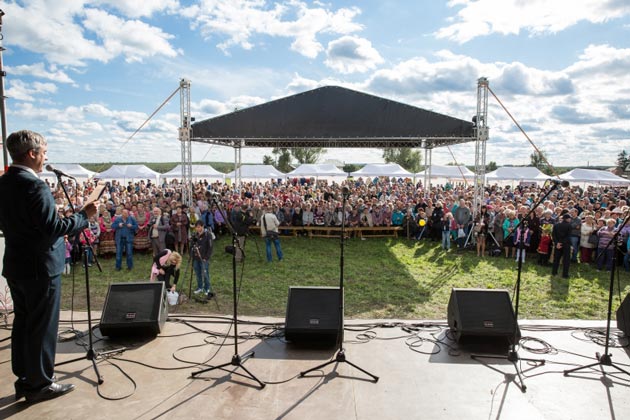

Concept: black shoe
[[207, 292, 215, 299], [24, 382, 75, 403]]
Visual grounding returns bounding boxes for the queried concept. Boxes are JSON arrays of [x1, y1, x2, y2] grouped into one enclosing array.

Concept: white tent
[[39, 163, 96, 180], [485, 166, 547, 182], [161, 164, 225, 181], [415, 165, 475, 180], [286, 164, 347, 179], [559, 168, 630, 185], [350, 163, 412, 178], [95, 164, 160, 183], [225, 165, 285, 182]]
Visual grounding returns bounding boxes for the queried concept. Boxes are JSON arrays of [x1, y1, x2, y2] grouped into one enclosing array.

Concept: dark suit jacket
[[0, 166, 89, 279]]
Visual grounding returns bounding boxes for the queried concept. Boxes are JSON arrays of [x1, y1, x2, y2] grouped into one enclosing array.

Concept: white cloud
[[6, 62, 75, 84], [324, 36, 383, 74], [83, 9, 180, 63], [7, 80, 58, 102], [3, 1, 180, 66], [94, 0, 180, 18], [182, 0, 363, 58], [436, 0, 630, 43]]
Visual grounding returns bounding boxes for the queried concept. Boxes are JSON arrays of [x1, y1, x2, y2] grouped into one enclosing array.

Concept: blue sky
[[2, 0, 630, 168]]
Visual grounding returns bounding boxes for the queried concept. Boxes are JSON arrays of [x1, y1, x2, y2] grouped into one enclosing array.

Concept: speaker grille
[[100, 282, 167, 337], [448, 288, 519, 342], [285, 286, 342, 344]]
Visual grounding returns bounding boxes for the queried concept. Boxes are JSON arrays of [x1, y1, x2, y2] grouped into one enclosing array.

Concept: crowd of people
[[1, 129, 628, 404], [51, 174, 630, 282]]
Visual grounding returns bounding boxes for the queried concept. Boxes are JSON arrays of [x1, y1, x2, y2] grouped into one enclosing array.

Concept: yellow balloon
[[419, 219, 426, 227]]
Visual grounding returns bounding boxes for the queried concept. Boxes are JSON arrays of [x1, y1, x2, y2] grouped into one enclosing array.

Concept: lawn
[[61, 235, 630, 320]]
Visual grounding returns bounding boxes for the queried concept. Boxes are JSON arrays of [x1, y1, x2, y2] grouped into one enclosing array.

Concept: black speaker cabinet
[[617, 293, 630, 337], [285, 286, 342, 344], [100, 282, 167, 337], [447, 288, 520, 343]]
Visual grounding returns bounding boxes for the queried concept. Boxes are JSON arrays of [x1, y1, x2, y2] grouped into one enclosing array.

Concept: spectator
[[260, 206, 283, 262], [191, 221, 214, 296], [112, 208, 138, 271], [596, 218, 617, 271], [552, 213, 572, 278]]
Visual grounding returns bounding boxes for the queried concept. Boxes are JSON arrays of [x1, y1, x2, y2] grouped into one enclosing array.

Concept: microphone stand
[[564, 212, 630, 378], [470, 182, 561, 392], [300, 189, 379, 382], [54, 175, 111, 385], [191, 193, 264, 388]]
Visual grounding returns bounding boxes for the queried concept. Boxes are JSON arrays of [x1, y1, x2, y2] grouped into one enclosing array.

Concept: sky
[[1, 0, 630, 169]]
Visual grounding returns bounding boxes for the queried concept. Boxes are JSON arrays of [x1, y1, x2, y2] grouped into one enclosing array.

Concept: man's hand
[[82, 201, 98, 218]]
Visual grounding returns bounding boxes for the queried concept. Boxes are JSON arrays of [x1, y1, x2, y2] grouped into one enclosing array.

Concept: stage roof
[[191, 86, 476, 149]]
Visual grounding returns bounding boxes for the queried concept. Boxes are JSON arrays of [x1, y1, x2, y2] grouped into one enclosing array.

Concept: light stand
[[471, 182, 562, 392], [300, 187, 379, 382], [191, 193, 264, 388], [563, 213, 630, 378], [53, 174, 110, 385]]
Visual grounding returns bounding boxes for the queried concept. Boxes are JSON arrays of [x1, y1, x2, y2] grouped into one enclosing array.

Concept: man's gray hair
[[6, 130, 46, 160]]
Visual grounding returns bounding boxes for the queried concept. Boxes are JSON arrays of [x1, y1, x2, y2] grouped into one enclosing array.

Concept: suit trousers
[[7, 274, 61, 392]]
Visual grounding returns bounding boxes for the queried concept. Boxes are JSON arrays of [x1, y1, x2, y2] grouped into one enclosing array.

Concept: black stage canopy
[[191, 86, 475, 149]]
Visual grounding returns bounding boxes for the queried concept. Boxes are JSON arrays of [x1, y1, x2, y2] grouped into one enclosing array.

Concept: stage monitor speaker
[[447, 288, 520, 343], [99, 282, 167, 337], [285, 286, 342, 345], [617, 293, 630, 337]]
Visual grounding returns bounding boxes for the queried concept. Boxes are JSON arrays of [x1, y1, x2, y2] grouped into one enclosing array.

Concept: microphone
[[546, 179, 570, 188], [341, 186, 350, 197], [45, 164, 76, 180]]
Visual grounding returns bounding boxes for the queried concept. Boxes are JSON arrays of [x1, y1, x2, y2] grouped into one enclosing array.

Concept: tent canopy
[[191, 86, 475, 149], [485, 166, 547, 182], [95, 165, 160, 183], [286, 164, 347, 178], [162, 164, 225, 180], [415, 165, 474, 179], [559, 168, 630, 185], [39, 163, 96, 179], [225, 164, 285, 180], [350, 163, 412, 178]]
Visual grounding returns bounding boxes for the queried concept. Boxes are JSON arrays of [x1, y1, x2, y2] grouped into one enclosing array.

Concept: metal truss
[[179, 79, 193, 207]]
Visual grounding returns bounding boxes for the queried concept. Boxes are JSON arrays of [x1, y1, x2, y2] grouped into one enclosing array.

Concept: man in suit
[[0, 130, 97, 403], [552, 213, 573, 278], [112, 208, 138, 270]]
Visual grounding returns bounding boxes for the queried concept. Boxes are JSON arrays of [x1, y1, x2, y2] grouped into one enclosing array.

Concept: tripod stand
[[54, 175, 112, 385], [564, 213, 630, 378], [300, 187, 379, 382], [470, 185, 561, 392], [191, 194, 264, 388]]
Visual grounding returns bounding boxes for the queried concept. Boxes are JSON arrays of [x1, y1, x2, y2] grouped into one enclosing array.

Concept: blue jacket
[[0, 166, 89, 279], [112, 215, 138, 243]]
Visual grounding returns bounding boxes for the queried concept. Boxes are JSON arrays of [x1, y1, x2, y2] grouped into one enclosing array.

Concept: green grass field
[[61, 236, 630, 320]]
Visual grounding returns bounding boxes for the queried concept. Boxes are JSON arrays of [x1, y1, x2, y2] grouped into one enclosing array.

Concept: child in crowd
[[64, 235, 72, 274], [537, 224, 552, 266], [514, 224, 531, 263], [442, 212, 454, 250]]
